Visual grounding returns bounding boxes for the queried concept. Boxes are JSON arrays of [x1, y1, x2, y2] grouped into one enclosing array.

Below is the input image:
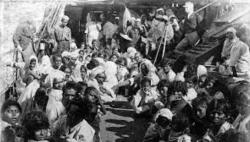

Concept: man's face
[[135, 53, 142, 63], [80, 68, 86, 79], [96, 73, 106, 84], [209, 110, 226, 125], [64, 88, 77, 101], [92, 41, 97, 48], [64, 68, 72, 78], [67, 104, 82, 127], [110, 55, 118, 62], [34, 129, 49, 141], [195, 104, 207, 119], [62, 20, 68, 27], [226, 32, 235, 40], [3, 105, 21, 124]]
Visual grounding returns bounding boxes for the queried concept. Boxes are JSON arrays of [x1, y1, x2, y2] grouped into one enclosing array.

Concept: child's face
[[79, 51, 84, 56], [87, 90, 98, 103], [210, 110, 226, 125], [110, 55, 118, 62], [81, 44, 85, 49], [159, 86, 168, 97], [64, 68, 72, 78], [186, 81, 194, 88], [86, 56, 91, 63], [80, 68, 87, 79], [34, 129, 50, 141], [198, 76, 207, 87], [163, 65, 171, 73], [29, 60, 36, 70], [54, 57, 62, 68], [79, 56, 84, 62], [3, 105, 21, 124], [195, 104, 207, 119], [142, 82, 151, 94]]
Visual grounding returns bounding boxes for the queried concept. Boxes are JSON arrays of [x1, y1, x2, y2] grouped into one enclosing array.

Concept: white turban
[[70, 52, 78, 59], [127, 47, 137, 58], [197, 65, 207, 78], [62, 51, 70, 57], [154, 108, 173, 121]]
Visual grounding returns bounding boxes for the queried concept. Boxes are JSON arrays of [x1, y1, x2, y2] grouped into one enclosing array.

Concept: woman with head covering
[[37, 42, 52, 75], [23, 55, 40, 86], [88, 66, 116, 103], [104, 56, 119, 87]]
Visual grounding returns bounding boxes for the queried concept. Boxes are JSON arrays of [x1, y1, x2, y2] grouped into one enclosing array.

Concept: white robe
[[46, 89, 65, 123], [18, 79, 40, 113], [87, 79, 116, 103], [104, 61, 118, 87], [68, 119, 95, 142]]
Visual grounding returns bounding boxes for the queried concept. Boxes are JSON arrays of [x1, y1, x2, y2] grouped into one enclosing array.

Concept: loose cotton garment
[[46, 89, 65, 123]]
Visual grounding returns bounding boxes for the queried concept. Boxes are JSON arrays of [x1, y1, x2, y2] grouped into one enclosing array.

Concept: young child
[[163, 113, 192, 142], [203, 99, 233, 142], [131, 77, 159, 116], [69, 38, 78, 52], [23, 56, 41, 85], [46, 78, 65, 123], [116, 57, 129, 83], [143, 108, 173, 142], [1, 100, 23, 142], [22, 111, 52, 142], [154, 80, 170, 110], [166, 81, 191, 115], [190, 96, 211, 140]]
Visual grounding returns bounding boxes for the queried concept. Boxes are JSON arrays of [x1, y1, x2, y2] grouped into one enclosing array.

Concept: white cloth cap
[[62, 15, 69, 22], [120, 33, 132, 41], [70, 52, 78, 59], [156, 8, 164, 12], [197, 65, 207, 78], [158, 108, 173, 121], [40, 43, 45, 50], [183, 1, 194, 8], [226, 27, 237, 34], [62, 51, 70, 57]]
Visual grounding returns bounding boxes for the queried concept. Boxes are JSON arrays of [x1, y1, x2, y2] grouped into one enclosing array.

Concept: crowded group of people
[[1, 1, 250, 142]]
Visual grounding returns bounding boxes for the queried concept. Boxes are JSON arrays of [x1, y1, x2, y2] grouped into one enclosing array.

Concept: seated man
[[174, 1, 202, 53], [131, 77, 159, 116]]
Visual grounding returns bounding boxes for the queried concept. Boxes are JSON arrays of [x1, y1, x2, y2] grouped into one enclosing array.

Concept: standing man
[[54, 15, 71, 54], [13, 19, 36, 63], [174, 1, 202, 53]]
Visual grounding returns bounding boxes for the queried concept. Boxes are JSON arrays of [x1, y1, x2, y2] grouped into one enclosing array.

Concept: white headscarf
[[197, 65, 207, 78]]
